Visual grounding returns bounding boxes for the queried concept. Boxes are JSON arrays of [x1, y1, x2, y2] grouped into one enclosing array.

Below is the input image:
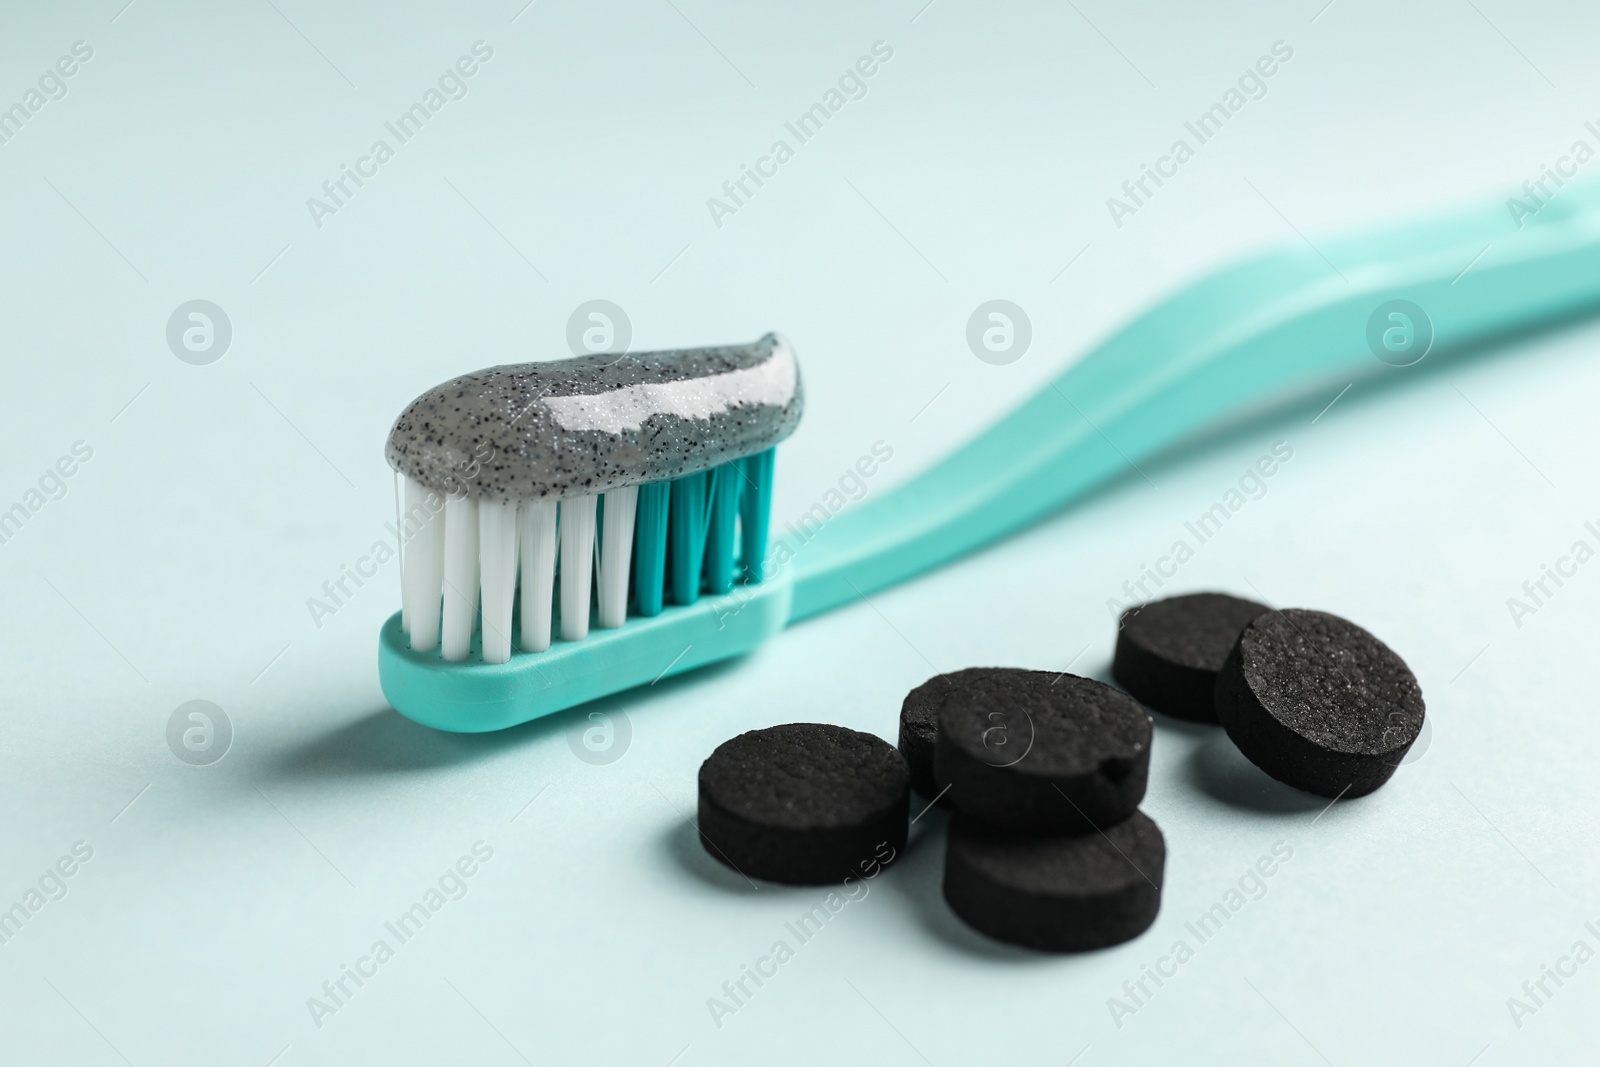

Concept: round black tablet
[[898, 668, 995, 800], [944, 810, 1165, 952], [698, 723, 910, 885], [1215, 608, 1425, 798], [933, 671, 1151, 832], [1112, 592, 1268, 723]]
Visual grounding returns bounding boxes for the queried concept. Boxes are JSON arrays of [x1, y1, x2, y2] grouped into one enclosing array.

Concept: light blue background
[[1, 1, 1597, 1063]]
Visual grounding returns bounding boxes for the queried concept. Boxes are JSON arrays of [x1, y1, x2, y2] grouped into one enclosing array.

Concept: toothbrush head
[[380, 333, 803, 732]]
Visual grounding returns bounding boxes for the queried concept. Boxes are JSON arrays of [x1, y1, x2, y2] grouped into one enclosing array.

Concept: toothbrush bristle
[[477, 500, 517, 664], [703, 463, 741, 595], [399, 448, 775, 663], [633, 482, 670, 617], [596, 485, 638, 630], [517, 501, 557, 653], [668, 470, 709, 606], [401, 477, 445, 651], [558, 494, 597, 643], [440, 495, 479, 661]]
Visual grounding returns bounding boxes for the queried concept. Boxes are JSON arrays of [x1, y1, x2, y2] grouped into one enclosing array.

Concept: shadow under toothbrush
[[265, 656, 749, 781], [261, 704, 517, 779]]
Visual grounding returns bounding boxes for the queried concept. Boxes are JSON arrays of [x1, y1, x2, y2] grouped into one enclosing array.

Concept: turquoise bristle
[[668, 470, 710, 605], [703, 462, 742, 595], [632, 456, 772, 613], [739, 448, 775, 582], [633, 481, 669, 616]]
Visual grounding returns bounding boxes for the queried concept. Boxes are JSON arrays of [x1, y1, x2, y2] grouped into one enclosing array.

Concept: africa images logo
[[166, 701, 232, 767]]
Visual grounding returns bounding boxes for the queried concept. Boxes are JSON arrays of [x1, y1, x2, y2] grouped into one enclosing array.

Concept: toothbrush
[[380, 185, 1600, 732]]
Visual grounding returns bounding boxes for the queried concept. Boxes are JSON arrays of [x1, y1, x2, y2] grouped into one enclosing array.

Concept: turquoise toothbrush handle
[[789, 188, 1600, 620]]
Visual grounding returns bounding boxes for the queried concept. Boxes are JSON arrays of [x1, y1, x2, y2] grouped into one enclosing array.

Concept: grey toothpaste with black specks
[[386, 332, 801, 500]]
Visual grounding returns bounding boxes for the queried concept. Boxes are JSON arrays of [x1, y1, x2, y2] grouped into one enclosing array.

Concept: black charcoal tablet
[[899, 668, 994, 800], [934, 671, 1151, 832], [944, 811, 1165, 952], [1112, 592, 1268, 723], [1215, 608, 1425, 798], [698, 723, 909, 885]]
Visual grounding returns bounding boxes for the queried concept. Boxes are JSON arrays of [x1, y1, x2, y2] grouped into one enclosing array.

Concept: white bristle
[[478, 500, 518, 665], [402, 460, 759, 661], [559, 494, 597, 642], [440, 495, 480, 661], [596, 486, 638, 629], [394, 472, 407, 634], [402, 476, 445, 652], [518, 500, 558, 652]]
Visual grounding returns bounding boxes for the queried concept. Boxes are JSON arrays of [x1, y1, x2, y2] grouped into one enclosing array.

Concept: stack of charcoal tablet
[[696, 592, 1425, 952], [1111, 593, 1426, 798], [898, 667, 1165, 950]]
